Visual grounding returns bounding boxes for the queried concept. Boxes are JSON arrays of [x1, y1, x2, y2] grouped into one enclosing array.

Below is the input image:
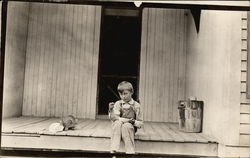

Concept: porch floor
[[1, 117, 218, 156]]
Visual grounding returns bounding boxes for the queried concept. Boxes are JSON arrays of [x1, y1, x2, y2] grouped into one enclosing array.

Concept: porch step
[[2, 117, 218, 156], [2, 134, 218, 157]]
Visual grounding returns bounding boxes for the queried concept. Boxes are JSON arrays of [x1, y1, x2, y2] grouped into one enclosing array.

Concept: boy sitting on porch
[[109, 81, 143, 154]]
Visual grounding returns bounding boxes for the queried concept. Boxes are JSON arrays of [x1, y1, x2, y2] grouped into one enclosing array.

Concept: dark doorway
[[97, 8, 141, 115]]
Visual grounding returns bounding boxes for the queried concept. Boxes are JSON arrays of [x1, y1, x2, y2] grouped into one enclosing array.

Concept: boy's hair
[[117, 81, 134, 94]]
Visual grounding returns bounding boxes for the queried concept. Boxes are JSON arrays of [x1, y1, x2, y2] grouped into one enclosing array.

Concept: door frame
[[96, 6, 143, 118]]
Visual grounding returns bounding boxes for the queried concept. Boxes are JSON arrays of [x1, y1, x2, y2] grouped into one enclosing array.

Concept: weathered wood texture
[[1, 117, 218, 156], [2, 116, 218, 143], [140, 8, 187, 122], [22, 3, 101, 119], [3, 2, 29, 118], [186, 10, 242, 146], [241, 11, 250, 146]]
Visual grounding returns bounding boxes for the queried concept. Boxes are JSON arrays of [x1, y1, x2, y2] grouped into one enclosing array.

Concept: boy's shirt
[[111, 99, 143, 128]]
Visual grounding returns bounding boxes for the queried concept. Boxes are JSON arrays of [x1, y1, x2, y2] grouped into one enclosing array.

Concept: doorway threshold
[[96, 115, 109, 120]]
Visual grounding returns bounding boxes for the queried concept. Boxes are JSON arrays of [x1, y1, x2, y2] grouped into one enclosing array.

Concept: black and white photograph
[[0, 0, 250, 157]]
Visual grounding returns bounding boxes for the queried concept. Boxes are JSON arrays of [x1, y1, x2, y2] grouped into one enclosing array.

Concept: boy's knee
[[112, 120, 123, 128]]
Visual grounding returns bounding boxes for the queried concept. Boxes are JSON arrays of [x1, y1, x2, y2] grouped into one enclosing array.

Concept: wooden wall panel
[[240, 12, 250, 146], [139, 8, 187, 122], [3, 2, 29, 118], [22, 3, 101, 119]]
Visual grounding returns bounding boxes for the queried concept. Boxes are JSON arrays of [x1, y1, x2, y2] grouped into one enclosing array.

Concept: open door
[[97, 7, 141, 115]]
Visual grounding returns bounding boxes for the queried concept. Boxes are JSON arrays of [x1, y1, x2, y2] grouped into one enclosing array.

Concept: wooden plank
[[54, 4, 64, 117], [33, 3, 43, 116], [24, 4, 36, 116], [167, 123, 198, 142], [173, 10, 180, 123], [139, 7, 148, 113], [242, 60, 247, 71], [21, 118, 58, 134], [76, 119, 100, 136], [89, 6, 100, 119], [247, 12, 250, 98], [242, 40, 247, 50], [66, 4, 74, 117], [144, 8, 153, 121], [241, 93, 250, 103], [85, 6, 94, 119], [36, 3, 44, 117], [240, 124, 250, 134], [158, 9, 165, 122], [177, 10, 186, 122], [91, 120, 110, 137], [69, 4, 77, 117], [242, 71, 247, 82], [11, 118, 50, 133], [242, 50, 247, 60], [241, 104, 250, 113], [1, 135, 218, 156], [50, 4, 59, 117], [77, 5, 86, 118], [163, 9, 170, 122], [2, 117, 46, 133], [242, 19, 247, 29], [81, 5, 88, 118], [240, 134, 250, 146], [153, 9, 160, 121], [160, 123, 185, 142], [149, 122, 174, 141], [60, 4, 68, 117], [242, 29, 247, 40], [168, 9, 175, 122], [241, 82, 247, 92], [242, 12, 247, 19], [143, 122, 162, 141], [241, 113, 250, 124], [72, 5, 80, 117]]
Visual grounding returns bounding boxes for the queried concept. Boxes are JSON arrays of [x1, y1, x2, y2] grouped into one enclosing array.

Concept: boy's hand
[[128, 118, 135, 125], [108, 102, 115, 112]]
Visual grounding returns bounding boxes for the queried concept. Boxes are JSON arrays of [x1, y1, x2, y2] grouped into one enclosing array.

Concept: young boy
[[109, 81, 143, 154]]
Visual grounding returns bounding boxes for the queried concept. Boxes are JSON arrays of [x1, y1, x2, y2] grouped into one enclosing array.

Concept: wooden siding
[[22, 3, 101, 119], [241, 12, 250, 146], [3, 2, 29, 118], [139, 8, 187, 122]]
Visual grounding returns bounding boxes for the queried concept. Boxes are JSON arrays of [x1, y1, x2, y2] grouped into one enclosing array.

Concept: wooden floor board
[[12, 118, 50, 133], [2, 117, 217, 144], [143, 122, 162, 141], [2, 117, 35, 130], [167, 123, 196, 142], [91, 120, 110, 137], [160, 123, 185, 142], [2, 117, 47, 133], [149, 122, 174, 141]]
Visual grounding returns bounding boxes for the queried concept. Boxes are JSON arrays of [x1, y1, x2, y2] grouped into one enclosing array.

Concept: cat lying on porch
[[49, 115, 78, 133]]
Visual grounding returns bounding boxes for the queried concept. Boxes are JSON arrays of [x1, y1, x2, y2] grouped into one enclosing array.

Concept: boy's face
[[119, 90, 133, 102]]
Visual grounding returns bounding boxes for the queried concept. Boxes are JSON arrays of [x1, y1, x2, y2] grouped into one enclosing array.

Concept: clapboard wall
[[139, 8, 187, 122], [186, 10, 241, 146], [3, 2, 29, 118], [22, 3, 101, 119], [240, 12, 250, 146]]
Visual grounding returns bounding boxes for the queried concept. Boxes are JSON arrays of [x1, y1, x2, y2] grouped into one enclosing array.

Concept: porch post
[[0, 0, 8, 145]]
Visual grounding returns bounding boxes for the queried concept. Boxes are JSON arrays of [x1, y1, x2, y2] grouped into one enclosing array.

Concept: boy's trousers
[[110, 120, 135, 154]]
